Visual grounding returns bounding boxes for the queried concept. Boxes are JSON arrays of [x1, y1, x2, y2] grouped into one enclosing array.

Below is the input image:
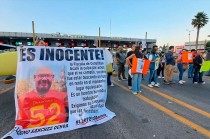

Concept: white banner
[[3, 46, 115, 139], [142, 40, 147, 49], [136, 59, 144, 73]]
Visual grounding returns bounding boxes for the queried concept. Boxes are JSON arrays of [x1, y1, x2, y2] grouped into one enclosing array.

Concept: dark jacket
[[193, 55, 203, 68], [165, 51, 175, 65]]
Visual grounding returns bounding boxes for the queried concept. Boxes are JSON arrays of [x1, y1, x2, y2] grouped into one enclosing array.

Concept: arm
[[126, 54, 135, 69], [149, 55, 156, 62]]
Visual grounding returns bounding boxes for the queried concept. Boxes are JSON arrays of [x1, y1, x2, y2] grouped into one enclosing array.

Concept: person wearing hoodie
[[193, 50, 205, 84]]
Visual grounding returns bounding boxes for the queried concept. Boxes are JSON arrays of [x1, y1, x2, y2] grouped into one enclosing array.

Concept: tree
[[206, 41, 210, 61], [162, 44, 168, 52], [192, 12, 209, 50], [206, 41, 210, 50]]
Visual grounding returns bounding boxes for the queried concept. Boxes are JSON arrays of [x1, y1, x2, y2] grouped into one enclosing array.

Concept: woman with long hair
[[126, 46, 144, 95]]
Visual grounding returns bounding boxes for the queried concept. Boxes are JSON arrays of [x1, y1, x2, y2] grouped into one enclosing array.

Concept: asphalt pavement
[[0, 70, 210, 139]]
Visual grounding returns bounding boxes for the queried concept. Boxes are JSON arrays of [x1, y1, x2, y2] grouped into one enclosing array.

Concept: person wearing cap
[[193, 50, 205, 84], [116, 46, 127, 81]]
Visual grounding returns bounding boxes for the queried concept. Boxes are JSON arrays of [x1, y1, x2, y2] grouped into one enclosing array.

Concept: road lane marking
[[141, 84, 210, 119], [112, 80, 210, 138], [0, 85, 15, 95]]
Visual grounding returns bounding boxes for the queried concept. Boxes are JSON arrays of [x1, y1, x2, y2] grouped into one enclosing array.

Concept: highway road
[[0, 72, 210, 139]]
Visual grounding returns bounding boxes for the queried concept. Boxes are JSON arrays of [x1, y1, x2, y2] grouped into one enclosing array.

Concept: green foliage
[[192, 12, 209, 28], [206, 41, 210, 49]]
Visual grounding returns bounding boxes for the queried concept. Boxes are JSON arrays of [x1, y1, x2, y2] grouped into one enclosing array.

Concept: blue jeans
[[188, 64, 194, 78], [148, 69, 157, 84], [193, 66, 203, 83], [177, 63, 185, 81], [132, 74, 141, 93]]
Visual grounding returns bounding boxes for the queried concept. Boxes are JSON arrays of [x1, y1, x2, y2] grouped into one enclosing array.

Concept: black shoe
[[164, 80, 170, 85], [169, 81, 176, 84]]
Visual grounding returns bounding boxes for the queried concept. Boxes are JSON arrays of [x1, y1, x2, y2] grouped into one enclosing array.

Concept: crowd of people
[[108, 44, 207, 95]]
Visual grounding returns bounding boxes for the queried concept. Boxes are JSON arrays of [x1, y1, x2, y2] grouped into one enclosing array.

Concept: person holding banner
[[177, 49, 188, 84], [34, 38, 46, 46], [126, 44, 137, 89], [16, 67, 68, 129], [116, 46, 127, 81], [126, 46, 144, 94], [193, 50, 205, 84], [148, 46, 160, 88], [106, 49, 115, 86]]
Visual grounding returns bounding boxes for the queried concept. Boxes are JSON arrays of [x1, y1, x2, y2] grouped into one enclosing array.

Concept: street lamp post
[[186, 29, 194, 49]]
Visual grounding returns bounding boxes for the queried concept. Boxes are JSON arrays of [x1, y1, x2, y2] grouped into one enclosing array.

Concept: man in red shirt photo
[[16, 67, 68, 129]]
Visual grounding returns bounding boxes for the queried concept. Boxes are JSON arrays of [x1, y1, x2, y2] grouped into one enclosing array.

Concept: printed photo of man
[[16, 67, 68, 129]]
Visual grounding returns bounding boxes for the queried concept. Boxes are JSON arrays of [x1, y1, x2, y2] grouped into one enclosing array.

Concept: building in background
[[185, 40, 209, 51], [0, 32, 156, 50]]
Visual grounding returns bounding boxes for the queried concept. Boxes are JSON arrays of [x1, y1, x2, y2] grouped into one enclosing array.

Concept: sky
[[0, 0, 210, 46]]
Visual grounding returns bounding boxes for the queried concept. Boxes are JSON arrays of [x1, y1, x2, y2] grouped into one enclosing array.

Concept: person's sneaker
[[151, 81, 155, 86], [199, 81, 206, 84], [110, 83, 114, 86], [138, 91, 142, 94], [181, 80, 186, 83], [158, 76, 161, 78], [161, 76, 164, 79], [133, 92, 138, 95], [179, 80, 184, 84], [122, 78, 127, 80], [128, 86, 132, 90], [194, 82, 198, 84], [148, 84, 153, 88], [154, 84, 160, 87], [118, 79, 122, 81]]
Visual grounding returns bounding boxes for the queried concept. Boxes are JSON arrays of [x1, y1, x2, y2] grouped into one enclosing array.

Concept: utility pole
[[32, 21, 36, 44], [186, 29, 193, 49], [98, 27, 101, 47], [145, 32, 147, 52]]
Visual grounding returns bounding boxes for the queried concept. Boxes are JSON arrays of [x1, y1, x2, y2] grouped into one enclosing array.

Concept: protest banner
[[142, 40, 147, 49], [182, 52, 193, 63], [131, 58, 150, 74], [200, 61, 210, 72], [155, 57, 160, 70], [2, 47, 115, 139]]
